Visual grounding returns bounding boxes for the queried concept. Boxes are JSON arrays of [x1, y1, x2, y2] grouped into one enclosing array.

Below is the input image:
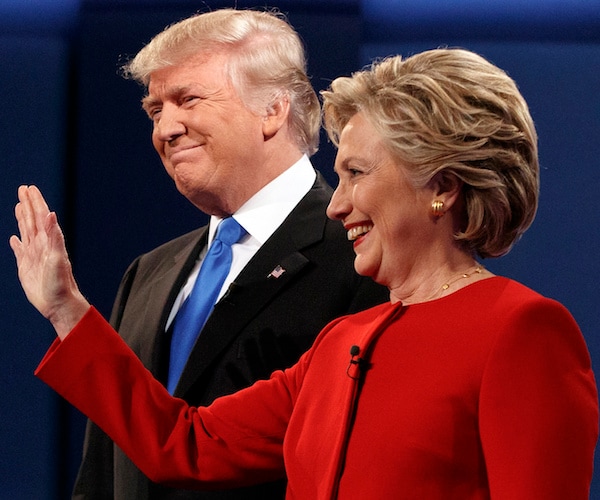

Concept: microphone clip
[[346, 345, 366, 380]]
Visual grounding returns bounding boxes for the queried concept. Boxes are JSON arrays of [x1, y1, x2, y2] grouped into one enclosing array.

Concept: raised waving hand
[[9, 185, 90, 339]]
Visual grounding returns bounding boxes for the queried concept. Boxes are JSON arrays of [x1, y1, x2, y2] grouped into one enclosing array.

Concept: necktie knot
[[215, 217, 246, 247]]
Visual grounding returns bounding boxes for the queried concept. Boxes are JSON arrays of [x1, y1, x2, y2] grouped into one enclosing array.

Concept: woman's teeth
[[347, 224, 373, 241]]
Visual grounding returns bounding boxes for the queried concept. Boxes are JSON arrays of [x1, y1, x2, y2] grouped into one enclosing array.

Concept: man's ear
[[262, 95, 290, 139]]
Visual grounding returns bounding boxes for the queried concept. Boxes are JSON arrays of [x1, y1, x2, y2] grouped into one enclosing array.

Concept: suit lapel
[[148, 232, 208, 381], [174, 174, 332, 397], [119, 227, 209, 380]]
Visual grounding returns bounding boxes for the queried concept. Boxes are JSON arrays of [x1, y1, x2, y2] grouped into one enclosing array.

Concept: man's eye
[[149, 109, 162, 121]]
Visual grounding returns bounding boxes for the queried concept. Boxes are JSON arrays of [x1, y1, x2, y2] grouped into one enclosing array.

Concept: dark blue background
[[2, 0, 599, 498]]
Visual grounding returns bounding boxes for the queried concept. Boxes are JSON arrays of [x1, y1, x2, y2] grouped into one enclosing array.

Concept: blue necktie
[[167, 217, 246, 394]]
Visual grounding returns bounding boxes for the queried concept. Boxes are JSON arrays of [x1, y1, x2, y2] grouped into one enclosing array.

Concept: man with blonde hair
[[71, 8, 387, 500]]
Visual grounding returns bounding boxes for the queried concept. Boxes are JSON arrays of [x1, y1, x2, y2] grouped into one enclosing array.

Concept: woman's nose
[[326, 184, 351, 221]]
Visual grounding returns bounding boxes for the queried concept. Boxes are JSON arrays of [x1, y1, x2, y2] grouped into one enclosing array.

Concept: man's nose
[[154, 105, 186, 142]]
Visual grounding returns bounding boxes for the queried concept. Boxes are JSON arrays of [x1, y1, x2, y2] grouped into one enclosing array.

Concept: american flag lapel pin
[[267, 265, 286, 279]]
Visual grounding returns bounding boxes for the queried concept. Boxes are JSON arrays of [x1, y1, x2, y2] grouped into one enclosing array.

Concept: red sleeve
[[35, 307, 293, 490], [479, 298, 598, 499]]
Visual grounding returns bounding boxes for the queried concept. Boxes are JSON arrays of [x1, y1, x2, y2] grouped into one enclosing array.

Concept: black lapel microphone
[[347, 345, 366, 379], [220, 281, 242, 304]]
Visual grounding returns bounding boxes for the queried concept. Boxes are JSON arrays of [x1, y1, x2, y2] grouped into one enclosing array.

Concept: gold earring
[[431, 200, 445, 218]]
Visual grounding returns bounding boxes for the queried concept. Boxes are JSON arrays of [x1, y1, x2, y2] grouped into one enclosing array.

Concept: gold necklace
[[441, 265, 483, 291]]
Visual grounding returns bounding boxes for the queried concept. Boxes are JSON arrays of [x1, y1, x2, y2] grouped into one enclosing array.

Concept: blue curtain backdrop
[[1, 0, 599, 498]]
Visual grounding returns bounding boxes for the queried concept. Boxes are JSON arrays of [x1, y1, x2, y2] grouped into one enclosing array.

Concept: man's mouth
[[169, 144, 203, 164], [347, 224, 373, 241]]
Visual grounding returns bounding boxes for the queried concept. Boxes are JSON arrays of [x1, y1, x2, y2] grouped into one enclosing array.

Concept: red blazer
[[36, 277, 598, 499]]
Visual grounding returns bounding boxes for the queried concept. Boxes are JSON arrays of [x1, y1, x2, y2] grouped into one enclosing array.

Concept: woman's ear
[[430, 171, 463, 210], [262, 95, 290, 139]]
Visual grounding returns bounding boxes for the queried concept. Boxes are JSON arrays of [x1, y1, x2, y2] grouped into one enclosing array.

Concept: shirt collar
[[208, 155, 317, 244]]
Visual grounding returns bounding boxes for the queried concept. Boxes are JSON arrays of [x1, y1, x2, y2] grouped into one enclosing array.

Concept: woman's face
[[327, 113, 435, 289]]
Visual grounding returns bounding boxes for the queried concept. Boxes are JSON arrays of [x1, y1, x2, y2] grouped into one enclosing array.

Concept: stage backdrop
[[2, 0, 599, 498]]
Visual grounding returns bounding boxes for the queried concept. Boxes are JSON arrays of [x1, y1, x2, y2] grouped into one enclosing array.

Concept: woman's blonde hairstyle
[[322, 48, 539, 258], [122, 8, 320, 156]]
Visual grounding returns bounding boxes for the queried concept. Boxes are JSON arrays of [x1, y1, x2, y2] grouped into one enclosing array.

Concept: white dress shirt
[[166, 155, 317, 329]]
